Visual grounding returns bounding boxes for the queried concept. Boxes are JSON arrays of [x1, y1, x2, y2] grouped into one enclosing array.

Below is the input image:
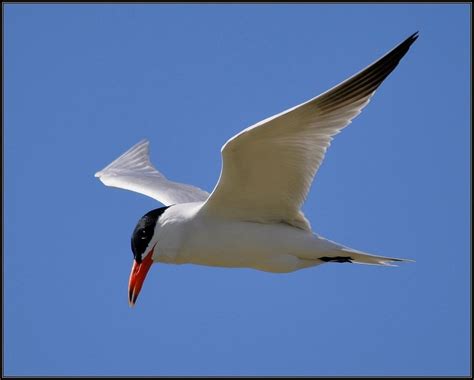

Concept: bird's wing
[[201, 33, 418, 230], [95, 139, 209, 205]]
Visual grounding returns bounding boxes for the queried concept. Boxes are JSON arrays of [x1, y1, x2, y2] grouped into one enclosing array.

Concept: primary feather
[[95, 139, 209, 205], [200, 32, 419, 230]]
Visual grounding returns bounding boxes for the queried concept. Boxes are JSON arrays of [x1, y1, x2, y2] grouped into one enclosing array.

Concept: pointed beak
[[128, 245, 155, 307]]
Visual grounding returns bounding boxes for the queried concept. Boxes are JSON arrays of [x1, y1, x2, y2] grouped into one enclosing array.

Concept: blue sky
[[4, 4, 470, 376]]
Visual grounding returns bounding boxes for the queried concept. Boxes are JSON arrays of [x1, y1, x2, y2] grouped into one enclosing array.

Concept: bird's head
[[128, 206, 169, 306]]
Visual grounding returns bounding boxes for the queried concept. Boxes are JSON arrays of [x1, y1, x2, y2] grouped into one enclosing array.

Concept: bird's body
[[154, 201, 321, 272], [155, 202, 400, 273], [95, 33, 418, 305]]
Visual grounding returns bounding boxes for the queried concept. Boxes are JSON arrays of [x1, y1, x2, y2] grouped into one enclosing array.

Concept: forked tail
[[309, 235, 414, 267], [319, 248, 414, 267]]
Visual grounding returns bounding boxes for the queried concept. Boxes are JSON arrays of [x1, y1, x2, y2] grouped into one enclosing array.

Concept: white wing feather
[[95, 140, 209, 205], [201, 33, 418, 230]]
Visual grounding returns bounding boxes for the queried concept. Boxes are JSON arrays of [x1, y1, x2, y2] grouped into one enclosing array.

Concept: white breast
[[167, 209, 321, 272]]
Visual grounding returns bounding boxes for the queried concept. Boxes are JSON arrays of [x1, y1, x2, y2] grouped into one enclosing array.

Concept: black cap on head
[[131, 206, 170, 263]]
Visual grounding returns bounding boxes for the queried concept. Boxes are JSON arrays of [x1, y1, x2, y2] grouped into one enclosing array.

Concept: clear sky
[[4, 3, 470, 376]]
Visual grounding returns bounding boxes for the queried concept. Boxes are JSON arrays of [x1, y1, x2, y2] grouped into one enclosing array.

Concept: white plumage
[[95, 33, 418, 305], [95, 140, 209, 205]]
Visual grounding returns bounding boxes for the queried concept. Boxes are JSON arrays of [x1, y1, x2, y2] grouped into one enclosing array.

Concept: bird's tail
[[319, 248, 414, 267], [309, 235, 414, 267]]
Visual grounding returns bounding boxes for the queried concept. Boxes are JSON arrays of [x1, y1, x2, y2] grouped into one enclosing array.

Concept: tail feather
[[305, 235, 414, 267], [309, 235, 414, 267], [324, 247, 414, 267]]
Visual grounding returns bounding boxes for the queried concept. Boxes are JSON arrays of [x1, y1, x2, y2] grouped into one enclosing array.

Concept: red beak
[[128, 245, 155, 307]]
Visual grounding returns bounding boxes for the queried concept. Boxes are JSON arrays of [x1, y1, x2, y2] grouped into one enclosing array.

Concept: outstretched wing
[[201, 33, 418, 230], [95, 139, 209, 205]]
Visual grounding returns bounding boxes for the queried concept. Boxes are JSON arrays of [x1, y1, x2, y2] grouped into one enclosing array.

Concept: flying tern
[[95, 32, 418, 306]]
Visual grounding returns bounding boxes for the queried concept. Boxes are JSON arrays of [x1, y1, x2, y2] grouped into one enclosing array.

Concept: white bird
[[95, 33, 418, 306]]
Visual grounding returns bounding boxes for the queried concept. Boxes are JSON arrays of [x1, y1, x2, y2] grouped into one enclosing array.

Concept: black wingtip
[[316, 31, 420, 113], [398, 31, 419, 51], [384, 31, 419, 64], [407, 31, 419, 44]]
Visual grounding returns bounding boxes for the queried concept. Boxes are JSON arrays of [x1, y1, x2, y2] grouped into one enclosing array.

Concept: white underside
[[95, 36, 417, 274], [152, 203, 408, 273]]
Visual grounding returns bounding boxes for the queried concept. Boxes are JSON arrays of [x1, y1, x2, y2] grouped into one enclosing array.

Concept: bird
[[95, 32, 418, 306]]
